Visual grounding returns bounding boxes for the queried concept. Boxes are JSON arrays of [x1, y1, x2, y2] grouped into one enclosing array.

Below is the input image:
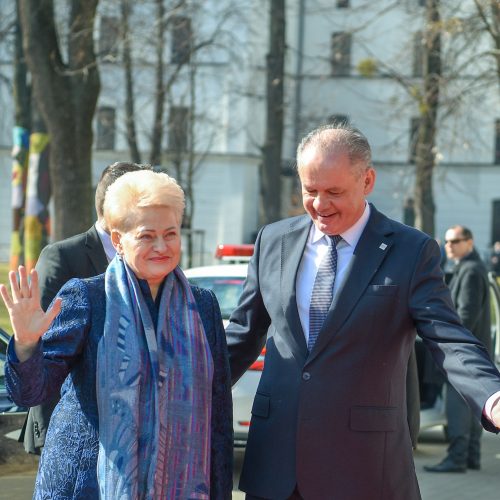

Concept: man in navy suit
[[21, 161, 145, 454], [226, 124, 500, 499]]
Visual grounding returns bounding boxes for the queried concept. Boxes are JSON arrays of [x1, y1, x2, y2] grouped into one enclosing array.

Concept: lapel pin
[[379, 243, 387, 250]]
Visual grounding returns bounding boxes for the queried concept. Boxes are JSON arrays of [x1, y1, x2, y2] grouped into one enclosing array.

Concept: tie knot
[[328, 235, 342, 247]]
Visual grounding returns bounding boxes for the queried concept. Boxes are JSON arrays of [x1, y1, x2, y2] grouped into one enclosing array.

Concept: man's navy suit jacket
[[227, 204, 500, 500]]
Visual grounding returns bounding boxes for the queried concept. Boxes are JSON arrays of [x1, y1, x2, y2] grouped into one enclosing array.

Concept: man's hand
[[0, 266, 62, 362]]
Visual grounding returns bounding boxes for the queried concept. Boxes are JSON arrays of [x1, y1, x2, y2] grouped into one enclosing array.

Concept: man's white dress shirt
[[95, 221, 116, 262]]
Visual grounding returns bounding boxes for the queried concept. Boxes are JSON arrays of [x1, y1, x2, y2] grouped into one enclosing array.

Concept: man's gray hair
[[296, 122, 373, 175]]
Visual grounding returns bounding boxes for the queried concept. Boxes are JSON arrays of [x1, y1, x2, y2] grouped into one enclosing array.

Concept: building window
[[336, 0, 350, 7], [331, 32, 351, 76], [409, 117, 421, 163], [99, 16, 120, 61], [328, 114, 349, 126], [495, 119, 500, 165], [413, 31, 423, 77], [96, 107, 116, 150], [168, 106, 189, 151], [171, 16, 192, 64]]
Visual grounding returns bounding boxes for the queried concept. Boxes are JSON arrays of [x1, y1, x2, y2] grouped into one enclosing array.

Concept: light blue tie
[[308, 234, 342, 351]]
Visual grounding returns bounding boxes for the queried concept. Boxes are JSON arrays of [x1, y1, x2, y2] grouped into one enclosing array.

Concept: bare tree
[[472, 0, 500, 90], [118, 0, 240, 265], [121, 0, 141, 163], [413, 0, 441, 236], [149, 0, 168, 165], [10, 0, 30, 270], [260, 0, 285, 225], [19, 0, 100, 240]]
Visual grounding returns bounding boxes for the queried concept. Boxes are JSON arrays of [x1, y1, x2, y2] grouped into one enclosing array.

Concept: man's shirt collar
[[311, 202, 371, 248], [95, 221, 116, 262]]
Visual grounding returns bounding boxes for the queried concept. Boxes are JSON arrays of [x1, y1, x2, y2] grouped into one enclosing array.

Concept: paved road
[[414, 427, 500, 499], [1, 427, 499, 499]]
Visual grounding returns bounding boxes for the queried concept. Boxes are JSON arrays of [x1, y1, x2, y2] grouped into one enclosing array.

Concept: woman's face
[[112, 206, 181, 289]]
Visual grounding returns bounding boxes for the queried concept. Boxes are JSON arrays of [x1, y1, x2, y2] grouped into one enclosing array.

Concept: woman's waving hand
[[0, 266, 62, 362]]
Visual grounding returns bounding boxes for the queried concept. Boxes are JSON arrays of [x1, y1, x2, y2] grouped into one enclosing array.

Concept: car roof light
[[249, 347, 266, 371], [215, 244, 254, 262]]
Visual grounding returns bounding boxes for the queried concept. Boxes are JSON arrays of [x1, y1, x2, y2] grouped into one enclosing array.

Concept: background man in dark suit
[[226, 124, 500, 500], [21, 161, 144, 454], [425, 225, 492, 473]]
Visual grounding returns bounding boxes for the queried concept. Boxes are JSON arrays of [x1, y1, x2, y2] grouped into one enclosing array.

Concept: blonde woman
[[1, 170, 233, 499]]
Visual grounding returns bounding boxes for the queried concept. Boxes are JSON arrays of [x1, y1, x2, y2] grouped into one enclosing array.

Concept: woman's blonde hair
[[104, 170, 185, 231]]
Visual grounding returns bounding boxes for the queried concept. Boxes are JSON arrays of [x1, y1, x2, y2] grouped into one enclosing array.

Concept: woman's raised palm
[[0, 266, 61, 348]]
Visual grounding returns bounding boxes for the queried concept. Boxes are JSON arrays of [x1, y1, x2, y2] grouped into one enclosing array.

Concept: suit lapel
[[281, 216, 311, 359], [85, 225, 109, 275], [307, 206, 394, 363]]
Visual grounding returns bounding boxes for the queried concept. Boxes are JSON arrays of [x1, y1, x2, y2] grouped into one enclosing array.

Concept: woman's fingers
[[5, 267, 41, 307], [18, 266, 31, 299], [8, 270, 21, 302], [0, 284, 13, 309]]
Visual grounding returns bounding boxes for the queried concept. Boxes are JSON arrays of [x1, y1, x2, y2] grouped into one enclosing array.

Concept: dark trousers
[[445, 382, 483, 466], [246, 486, 304, 500]]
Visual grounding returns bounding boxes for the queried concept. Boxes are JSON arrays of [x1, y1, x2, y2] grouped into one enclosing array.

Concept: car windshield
[[188, 277, 245, 319]]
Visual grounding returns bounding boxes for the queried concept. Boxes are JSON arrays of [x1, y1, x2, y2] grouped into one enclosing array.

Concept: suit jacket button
[[302, 372, 311, 381]]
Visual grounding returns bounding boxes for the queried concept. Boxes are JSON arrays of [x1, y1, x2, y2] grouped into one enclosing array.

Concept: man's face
[[298, 148, 375, 235], [444, 228, 473, 261]]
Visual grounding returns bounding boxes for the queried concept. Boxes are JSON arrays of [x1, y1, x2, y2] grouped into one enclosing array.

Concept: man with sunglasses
[[425, 225, 492, 473]]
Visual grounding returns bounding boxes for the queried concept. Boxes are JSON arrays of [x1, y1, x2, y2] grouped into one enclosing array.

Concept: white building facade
[[0, 0, 499, 262]]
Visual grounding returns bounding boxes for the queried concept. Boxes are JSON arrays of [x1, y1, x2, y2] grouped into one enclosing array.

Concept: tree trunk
[[13, 1, 30, 131], [260, 0, 285, 226], [10, 0, 31, 270], [24, 102, 51, 271], [121, 0, 141, 163], [183, 63, 197, 268], [19, 0, 100, 241], [414, 0, 441, 237], [149, 0, 166, 166]]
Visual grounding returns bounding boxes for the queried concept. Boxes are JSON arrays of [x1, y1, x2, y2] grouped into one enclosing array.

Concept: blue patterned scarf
[[97, 255, 214, 499]]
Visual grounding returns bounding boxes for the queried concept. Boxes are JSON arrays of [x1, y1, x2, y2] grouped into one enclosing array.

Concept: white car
[[184, 257, 261, 447]]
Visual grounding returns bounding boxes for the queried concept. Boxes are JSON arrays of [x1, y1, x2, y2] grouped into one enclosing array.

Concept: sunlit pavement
[[231, 427, 500, 500], [0, 428, 498, 499], [415, 426, 500, 499]]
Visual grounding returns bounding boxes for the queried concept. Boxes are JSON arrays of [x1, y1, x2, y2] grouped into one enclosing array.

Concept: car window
[[188, 277, 245, 319]]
